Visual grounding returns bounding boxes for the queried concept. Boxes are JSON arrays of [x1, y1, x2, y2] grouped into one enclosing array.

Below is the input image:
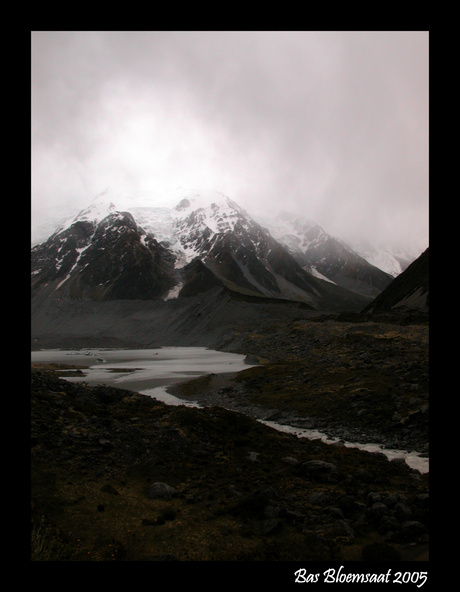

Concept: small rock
[[317, 519, 355, 540], [301, 460, 339, 483], [378, 514, 401, 536], [282, 456, 299, 465], [337, 494, 359, 515], [308, 491, 330, 506], [146, 482, 178, 500], [394, 502, 412, 521], [400, 520, 427, 538], [390, 457, 409, 467], [225, 485, 242, 499], [261, 486, 278, 500], [262, 518, 282, 535], [264, 504, 280, 519], [367, 492, 383, 504], [370, 502, 389, 519], [323, 506, 344, 520], [383, 493, 408, 507], [415, 493, 429, 507], [354, 468, 373, 482]]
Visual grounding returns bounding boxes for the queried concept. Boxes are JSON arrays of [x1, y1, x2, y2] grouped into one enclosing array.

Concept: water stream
[[31, 347, 428, 473]]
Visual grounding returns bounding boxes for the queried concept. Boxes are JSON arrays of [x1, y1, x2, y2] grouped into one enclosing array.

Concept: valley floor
[[30, 312, 429, 565]]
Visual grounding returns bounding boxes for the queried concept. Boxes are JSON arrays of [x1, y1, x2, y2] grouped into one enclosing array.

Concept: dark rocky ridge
[[263, 211, 395, 299], [290, 232, 393, 299], [363, 248, 429, 315], [32, 212, 177, 301]]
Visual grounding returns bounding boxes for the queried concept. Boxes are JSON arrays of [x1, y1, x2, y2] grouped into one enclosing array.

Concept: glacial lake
[[31, 346, 428, 474], [31, 347, 252, 392]]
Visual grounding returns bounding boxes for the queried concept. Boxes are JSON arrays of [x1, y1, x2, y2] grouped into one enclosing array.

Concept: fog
[[31, 31, 428, 252]]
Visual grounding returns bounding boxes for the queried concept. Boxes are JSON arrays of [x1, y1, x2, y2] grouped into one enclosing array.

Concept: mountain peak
[[75, 200, 117, 222], [32, 186, 416, 308], [173, 189, 233, 213], [175, 198, 191, 211], [172, 192, 250, 243]]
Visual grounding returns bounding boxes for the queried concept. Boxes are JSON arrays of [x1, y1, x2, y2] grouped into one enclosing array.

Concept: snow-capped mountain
[[256, 211, 394, 299], [127, 191, 254, 269], [31, 190, 372, 310], [31, 205, 176, 301]]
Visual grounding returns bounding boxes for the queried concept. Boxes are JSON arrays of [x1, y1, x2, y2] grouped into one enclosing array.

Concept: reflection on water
[[31, 347, 252, 391]]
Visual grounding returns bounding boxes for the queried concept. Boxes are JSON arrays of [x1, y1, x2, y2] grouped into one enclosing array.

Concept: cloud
[[31, 31, 429, 252]]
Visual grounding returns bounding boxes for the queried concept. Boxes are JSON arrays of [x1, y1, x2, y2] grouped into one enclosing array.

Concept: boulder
[[301, 460, 339, 482], [146, 482, 178, 500]]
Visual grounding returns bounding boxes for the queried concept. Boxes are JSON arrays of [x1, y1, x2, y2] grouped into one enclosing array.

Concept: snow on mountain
[[363, 248, 429, 314], [59, 200, 117, 233], [51, 188, 247, 270], [32, 216, 70, 246], [127, 207, 175, 241], [255, 211, 329, 254], [32, 195, 121, 246], [345, 239, 419, 277], [33, 188, 376, 310], [33, 187, 419, 279], [32, 186, 422, 309], [253, 209, 421, 281], [253, 210, 394, 298], [252, 212, 339, 284], [32, 203, 177, 301], [355, 248, 406, 277], [172, 191, 263, 266]]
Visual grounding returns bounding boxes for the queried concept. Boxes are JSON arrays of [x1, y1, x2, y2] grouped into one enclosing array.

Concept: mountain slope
[[31, 210, 177, 300], [362, 248, 429, 314], [258, 211, 394, 298], [349, 240, 418, 277], [31, 191, 370, 311]]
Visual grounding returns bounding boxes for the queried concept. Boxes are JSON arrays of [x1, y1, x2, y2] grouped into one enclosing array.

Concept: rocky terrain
[[201, 313, 430, 455], [31, 312, 429, 564]]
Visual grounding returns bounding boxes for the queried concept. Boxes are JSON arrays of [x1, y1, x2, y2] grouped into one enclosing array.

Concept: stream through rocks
[[31, 346, 429, 474]]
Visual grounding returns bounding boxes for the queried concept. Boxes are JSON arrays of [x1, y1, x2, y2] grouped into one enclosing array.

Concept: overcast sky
[[31, 31, 429, 252]]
